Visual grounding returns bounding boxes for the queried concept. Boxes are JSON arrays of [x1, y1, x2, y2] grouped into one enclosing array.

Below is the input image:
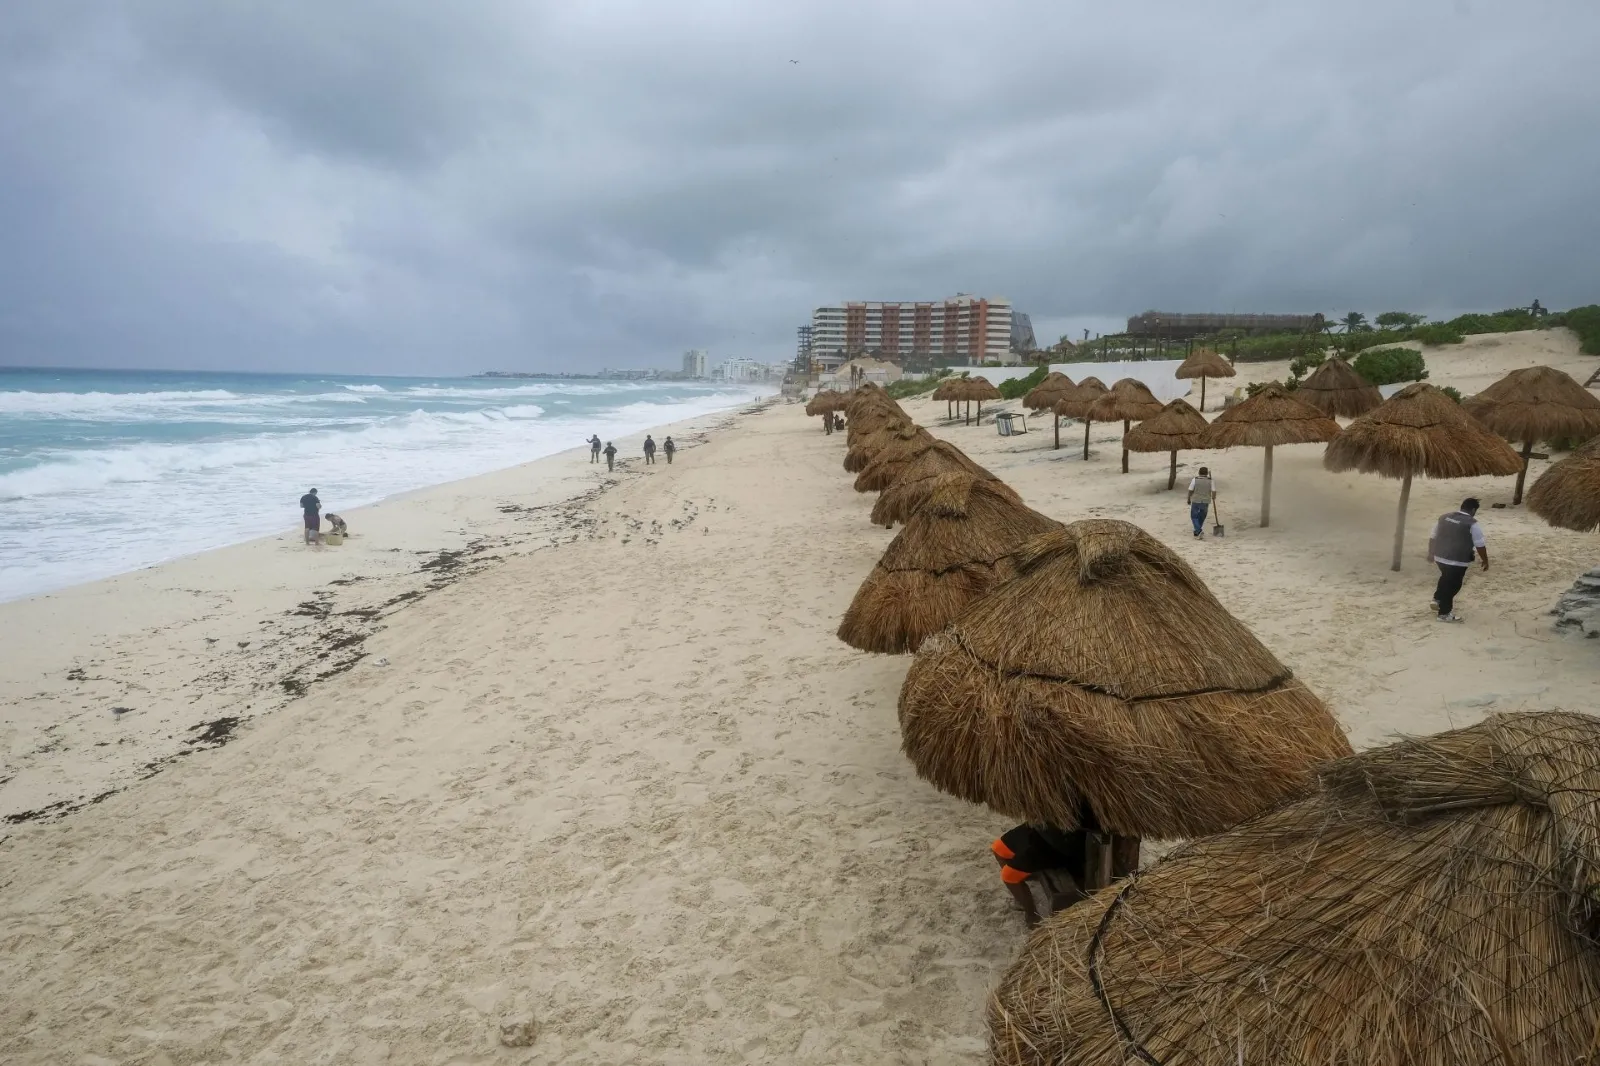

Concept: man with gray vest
[[1427, 497, 1488, 623], [1186, 467, 1216, 537]]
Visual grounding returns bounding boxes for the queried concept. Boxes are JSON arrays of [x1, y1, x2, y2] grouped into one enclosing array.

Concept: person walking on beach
[[602, 441, 617, 472], [299, 488, 322, 546], [643, 435, 657, 465], [588, 435, 602, 463], [1428, 497, 1489, 623], [1186, 467, 1216, 538], [663, 436, 676, 464]]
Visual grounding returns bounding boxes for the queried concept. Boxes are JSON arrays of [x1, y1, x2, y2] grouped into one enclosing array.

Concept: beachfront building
[[810, 294, 1017, 366], [682, 349, 708, 379], [714, 358, 776, 383]]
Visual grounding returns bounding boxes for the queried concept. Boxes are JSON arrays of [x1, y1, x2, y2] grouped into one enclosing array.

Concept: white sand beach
[[2, 331, 1598, 1065]]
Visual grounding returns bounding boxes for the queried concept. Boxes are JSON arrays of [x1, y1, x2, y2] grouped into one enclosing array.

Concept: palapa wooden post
[[1110, 835, 1141, 879], [1082, 417, 1092, 461], [1261, 444, 1274, 527], [1081, 832, 1113, 892], [1514, 439, 1534, 505], [1120, 419, 1130, 474], [1168, 450, 1178, 490], [1200, 375, 1206, 411], [1391, 471, 1413, 572], [1053, 413, 1060, 450]]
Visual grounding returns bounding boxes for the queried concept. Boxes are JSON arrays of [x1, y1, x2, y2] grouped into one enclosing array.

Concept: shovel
[[1211, 501, 1225, 538]]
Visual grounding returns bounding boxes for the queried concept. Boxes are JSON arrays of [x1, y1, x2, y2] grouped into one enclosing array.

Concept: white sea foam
[[341, 383, 389, 393]]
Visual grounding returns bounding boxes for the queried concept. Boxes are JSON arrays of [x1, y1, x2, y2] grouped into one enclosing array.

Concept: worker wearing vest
[[1427, 498, 1489, 623], [1187, 468, 1216, 537]]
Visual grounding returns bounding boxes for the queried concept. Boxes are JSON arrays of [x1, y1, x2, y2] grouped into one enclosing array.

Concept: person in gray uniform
[[1427, 497, 1489, 623], [1186, 467, 1216, 537]]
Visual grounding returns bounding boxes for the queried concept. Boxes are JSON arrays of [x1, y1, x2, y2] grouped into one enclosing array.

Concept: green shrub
[[1443, 309, 1543, 335], [1228, 333, 1327, 363], [1545, 434, 1589, 453], [998, 365, 1048, 400], [883, 368, 954, 399], [1244, 380, 1283, 398], [1438, 385, 1462, 403], [1555, 304, 1600, 355], [1287, 350, 1327, 386], [1352, 346, 1427, 386], [1411, 323, 1464, 346]]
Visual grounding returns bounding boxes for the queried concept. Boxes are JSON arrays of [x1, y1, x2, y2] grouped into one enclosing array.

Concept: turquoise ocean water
[[0, 368, 764, 602]]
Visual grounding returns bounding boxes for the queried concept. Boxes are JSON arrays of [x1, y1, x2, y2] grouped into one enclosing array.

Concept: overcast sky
[[2, 1, 1597, 375]]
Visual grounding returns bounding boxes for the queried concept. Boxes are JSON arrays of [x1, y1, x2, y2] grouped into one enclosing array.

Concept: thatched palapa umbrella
[[1175, 347, 1236, 411], [1297, 355, 1382, 418], [1325, 383, 1523, 570], [899, 520, 1349, 860], [991, 711, 1600, 1066], [804, 389, 846, 432], [869, 441, 1012, 527], [838, 476, 1060, 653], [958, 376, 1002, 425], [853, 425, 937, 492], [1526, 433, 1600, 532], [843, 418, 918, 474], [1053, 377, 1110, 461], [1123, 398, 1211, 490], [1205, 383, 1340, 528], [1025, 372, 1077, 449], [1462, 365, 1600, 504], [1086, 378, 1166, 473]]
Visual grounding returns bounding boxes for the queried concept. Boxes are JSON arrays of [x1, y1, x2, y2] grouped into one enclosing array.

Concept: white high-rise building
[[809, 294, 1016, 365], [682, 349, 708, 378], [715, 358, 769, 383]]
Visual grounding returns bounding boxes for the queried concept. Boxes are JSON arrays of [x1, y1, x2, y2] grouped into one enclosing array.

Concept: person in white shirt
[[1186, 467, 1216, 538], [1427, 498, 1488, 622]]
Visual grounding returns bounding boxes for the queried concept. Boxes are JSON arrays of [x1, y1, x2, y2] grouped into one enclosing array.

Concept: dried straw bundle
[[804, 390, 846, 416], [1462, 366, 1600, 503], [1206, 383, 1340, 527], [853, 427, 938, 492], [1089, 380, 1168, 474], [1526, 434, 1600, 532], [1174, 348, 1236, 411], [991, 710, 1600, 1066], [843, 419, 919, 473], [1325, 384, 1524, 569], [1123, 399, 1211, 489], [869, 442, 1010, 527], [898, 520, 1348, 837], [838, 477, 1060, 653], [1054, 377, 1110, 460], [962, 376, 1003, 401], [1298, 356, 1382, 418], [1023, 372, 1076, 411]]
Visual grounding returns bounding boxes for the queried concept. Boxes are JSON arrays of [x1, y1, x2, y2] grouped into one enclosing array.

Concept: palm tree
[[1339, 311, 1370, 334]]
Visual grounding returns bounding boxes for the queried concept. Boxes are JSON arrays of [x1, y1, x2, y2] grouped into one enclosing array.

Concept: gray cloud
[[2, 0, 1597, 373]]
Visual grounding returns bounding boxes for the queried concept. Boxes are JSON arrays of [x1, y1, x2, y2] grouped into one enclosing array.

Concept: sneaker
[[1436, 612, 1463, 623]]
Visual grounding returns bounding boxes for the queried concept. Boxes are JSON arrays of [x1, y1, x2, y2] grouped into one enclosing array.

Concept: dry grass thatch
[[1122, 399, 1211, 453], [1087, 379, 1166, 424], [804, 390, 846, 416], [1206, 383, 1341, 448], [990, 710, 1600, 1066], [1174, 348, 1236, 380], [1325, 382, 1525, 480], [1463, 365, 1600, 443], [1526, 433, 1600, 532], [931, 378, 962, 401], [838, 477, 1060, 653], [844, 403, 908, 446], [961, 376, 1003, 401], [1024, 372, 1076, 411], [897, 520, 1349, 837], [1298, 356, 1383, 418], [1053, 377, 1110, 419], [843, 419, 919, 473], [853, 427, 938, 492], [869, 442, 1009, 527]]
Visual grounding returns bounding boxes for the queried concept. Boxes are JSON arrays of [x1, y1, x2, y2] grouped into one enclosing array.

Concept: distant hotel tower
[[809, 294, 1017, 366]]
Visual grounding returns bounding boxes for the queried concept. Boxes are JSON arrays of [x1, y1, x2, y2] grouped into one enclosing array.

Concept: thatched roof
[[804, 390, 846, 416], [930, 378, 965, 401], [1086, 378, 1166, 423], [1526, 433, 1600, 532], [897, 520, 1349, 837], [843, 419, 919, 473], [1174, 347, 1236, 380], [838, 477, 1060, 654], [1298, 356, 1382, 418], [853, 426, 938, 492], [1022, 372, 1075, 411], [1052, 376, 1109, 419], [991, 710, 1600, 1066], [844, 404, 908, 447], [1205, 383, 1341, 448], [1462, 365, 1600, 443], [1324, 382, 1525, 480], [959, 376, 1002, 401], [1122, 399, 1211, 453], [869, 442, 1011, 527]]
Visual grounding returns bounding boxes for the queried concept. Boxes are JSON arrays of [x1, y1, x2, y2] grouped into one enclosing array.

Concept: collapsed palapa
[[869, 441, 1012, 527], [1297, 356, 1383, 418]]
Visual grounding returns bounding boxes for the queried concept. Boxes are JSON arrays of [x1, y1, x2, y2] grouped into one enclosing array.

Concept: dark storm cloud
[[1, 0, 1597, 372]]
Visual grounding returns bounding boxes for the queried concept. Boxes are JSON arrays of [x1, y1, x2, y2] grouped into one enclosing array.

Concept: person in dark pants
[[299, 487, 322, 546], [1427, 497, 1488, 623], [662, 436, 676, 464], [588, 435, 602, 463], [643, 435, 657, 465], [1186, 467, 1216, 538], [602, 441, 617, 471]]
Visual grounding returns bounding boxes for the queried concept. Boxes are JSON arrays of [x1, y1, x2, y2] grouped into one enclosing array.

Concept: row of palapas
[[812, 382, 1600, 1066], [812, 360, 1600, 572]]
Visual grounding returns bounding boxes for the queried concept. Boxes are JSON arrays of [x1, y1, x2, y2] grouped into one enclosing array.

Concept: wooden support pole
[[1053, 414, 1060, 450], [1168, 450, 1178, 490], [1081, 833, 1113, 893], [1260, 445, 1274, 528], [1200, 375, 1207, 411], [1391, 472, 1413, 572], [1121, 419, 1130, 473], [1110, 835, 1141, 880], [1083, 418, 1092, 461], [1513, 439, 1533, 504]]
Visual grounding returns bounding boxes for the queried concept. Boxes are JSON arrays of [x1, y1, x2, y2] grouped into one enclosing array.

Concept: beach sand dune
[[1, 330, 1597, 1064]]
